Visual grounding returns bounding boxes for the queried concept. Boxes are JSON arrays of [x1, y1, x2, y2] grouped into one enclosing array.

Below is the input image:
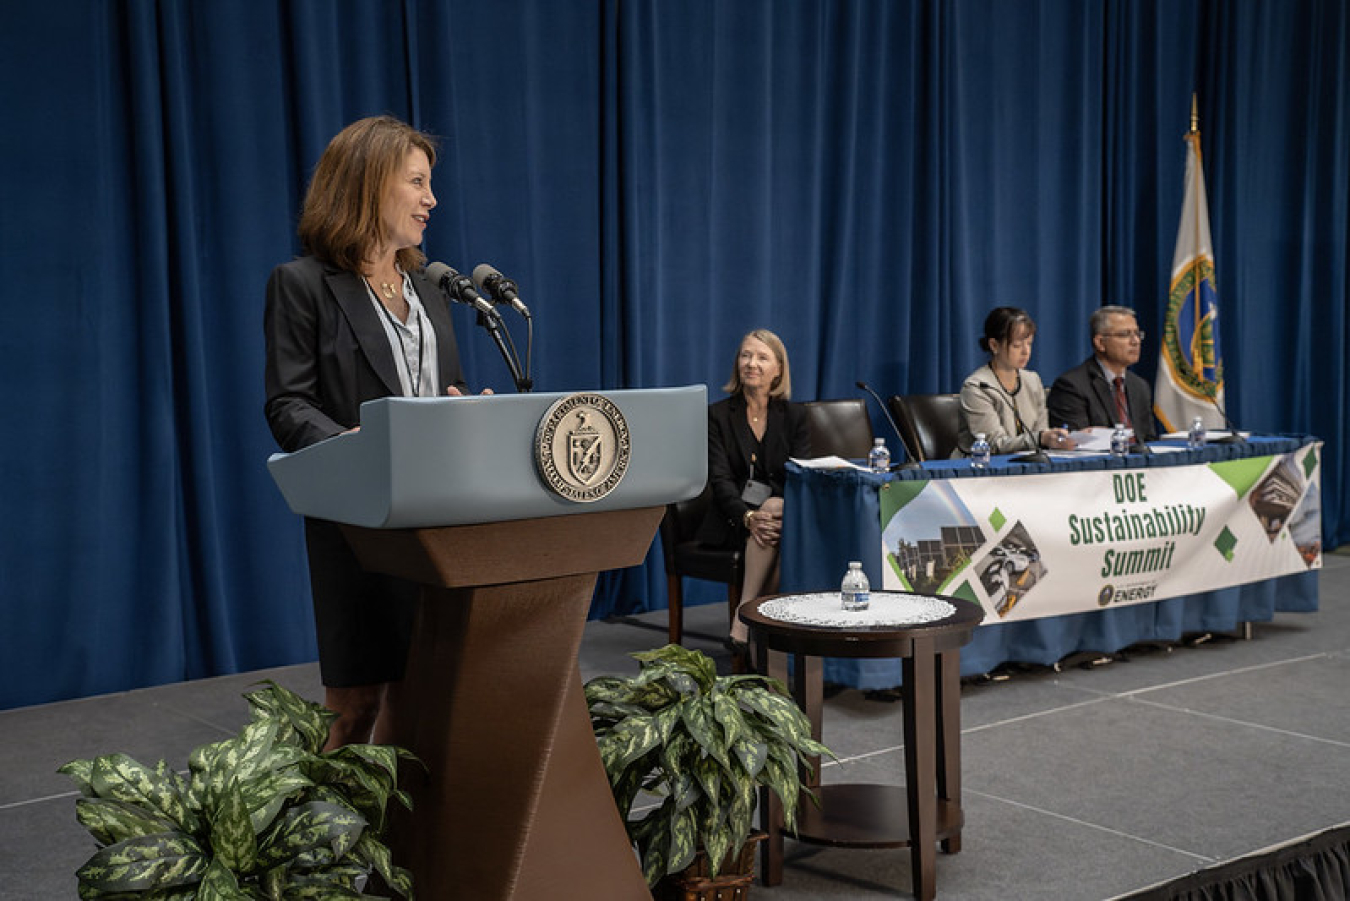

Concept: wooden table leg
[[903, 636, 938, 901], [936, 648, 963, 854]]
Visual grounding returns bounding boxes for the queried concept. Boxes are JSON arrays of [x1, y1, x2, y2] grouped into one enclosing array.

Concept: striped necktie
[[1113, 376, 1131, 427]]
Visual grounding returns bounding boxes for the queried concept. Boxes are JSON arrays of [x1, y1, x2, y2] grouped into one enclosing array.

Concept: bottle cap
[[849, 560, 861, 567]]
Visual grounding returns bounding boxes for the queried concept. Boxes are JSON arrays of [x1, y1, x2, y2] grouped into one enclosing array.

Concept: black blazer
[[696, 395, 812, 549], [1047, 356, 1157, 442], [264, 255, 468, 452]]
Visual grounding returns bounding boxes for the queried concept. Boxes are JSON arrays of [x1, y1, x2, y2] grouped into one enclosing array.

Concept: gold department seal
[[535, 393, 631, 502]]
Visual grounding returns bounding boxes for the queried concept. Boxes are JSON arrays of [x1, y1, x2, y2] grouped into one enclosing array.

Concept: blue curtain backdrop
[[0, 0, 1344, 709]]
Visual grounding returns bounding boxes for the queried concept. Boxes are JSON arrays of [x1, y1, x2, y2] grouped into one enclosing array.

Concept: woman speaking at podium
[[264, 116, 474, 748], [698, 329, 811, 662]]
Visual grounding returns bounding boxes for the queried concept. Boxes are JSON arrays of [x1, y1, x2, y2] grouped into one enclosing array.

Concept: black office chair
[[889, 393, 963, 461], [658, 485, 744, 646], [801, 398, 876, 459]]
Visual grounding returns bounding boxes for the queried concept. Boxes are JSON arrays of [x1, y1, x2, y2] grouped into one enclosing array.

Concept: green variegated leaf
[[353, 834, 414, 898], [691, 757, 722, 813], [640, 833, 668, 887], [681, 698, 730, 770], [209, 782, 257, 873], [230, 718, 283, 782], [275, 876, 364, 898], [259, 862, 287, 898], [256, 801, 366, 871], [76, 831, 208, 891], [244, 680, 336, 754], [737, 685, 806, 728], [731, 738, 768, 780], [711, 689, 750, 746], [74, 796, 181, 846], [660, 669, 699, 698], [669, 769, 698, 812], [88, 754, 195, 832], [328, 742, 406, 783], [651, 704, 681, 746], [729, 780, 755, 840], [703, 821, 733, 880], [760, 756, 800, 825], [292, 844, 338, 868], [240, 767, 313, 834], [666, 805, 698, 874], [58, 758, 97, 796], [658, 732, 694, 782], [195, 857, 246, 900], [610, 715, 665, 770]]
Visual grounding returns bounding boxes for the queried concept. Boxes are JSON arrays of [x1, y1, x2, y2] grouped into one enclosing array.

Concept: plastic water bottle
[[1188, 416, 1206, 450], [970, 433, 991, 469], [1110, 423, 1130, 457], [841, 561, 870, 611], [868, 437, 891, 473]]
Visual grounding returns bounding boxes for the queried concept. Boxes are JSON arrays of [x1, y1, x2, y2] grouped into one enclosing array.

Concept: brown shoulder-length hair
[[298, 115, 438, 274], [722, 328, 792, 399]]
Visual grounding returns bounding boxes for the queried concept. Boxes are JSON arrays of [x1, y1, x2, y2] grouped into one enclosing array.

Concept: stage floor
[[5, 553, 1349, 899]]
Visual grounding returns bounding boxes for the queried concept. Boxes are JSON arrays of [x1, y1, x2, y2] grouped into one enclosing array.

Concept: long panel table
[[780, 434, 1322, 688]]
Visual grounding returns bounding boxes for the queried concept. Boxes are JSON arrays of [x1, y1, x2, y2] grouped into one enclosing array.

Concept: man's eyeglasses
[[1102, 329, 1145, 341]]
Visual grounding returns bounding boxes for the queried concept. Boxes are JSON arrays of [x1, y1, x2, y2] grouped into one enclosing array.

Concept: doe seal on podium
[[535, 392, 632, 502]]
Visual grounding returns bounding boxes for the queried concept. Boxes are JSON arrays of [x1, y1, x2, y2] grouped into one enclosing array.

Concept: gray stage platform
[[3, 553, 1348, 899]]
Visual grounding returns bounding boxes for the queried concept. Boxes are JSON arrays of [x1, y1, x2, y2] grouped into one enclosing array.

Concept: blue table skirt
[[781, 434, 1321, 688]]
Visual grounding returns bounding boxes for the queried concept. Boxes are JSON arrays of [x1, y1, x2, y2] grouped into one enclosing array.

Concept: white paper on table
[[1065, 426, 1125, 452], [791, 455, 866, 470]]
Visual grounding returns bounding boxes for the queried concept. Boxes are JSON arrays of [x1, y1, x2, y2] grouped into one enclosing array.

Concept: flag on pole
[[1154, 104, 1225, 433]]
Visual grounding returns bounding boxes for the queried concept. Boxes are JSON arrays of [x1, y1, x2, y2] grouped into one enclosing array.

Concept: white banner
[[879, 444, 1323, 623]]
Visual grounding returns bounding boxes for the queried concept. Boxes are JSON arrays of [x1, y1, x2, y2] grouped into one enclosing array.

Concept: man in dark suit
[[1048, 305, 1157, 442]]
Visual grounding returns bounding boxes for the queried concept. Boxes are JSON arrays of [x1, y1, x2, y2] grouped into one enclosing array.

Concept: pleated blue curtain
[[0, 0, 1345, 709]]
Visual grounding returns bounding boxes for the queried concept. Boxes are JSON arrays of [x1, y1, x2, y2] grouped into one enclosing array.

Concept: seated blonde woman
[[696, 329, 811, 655]]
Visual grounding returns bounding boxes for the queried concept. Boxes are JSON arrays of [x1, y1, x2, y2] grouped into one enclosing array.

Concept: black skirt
[[303, 518, 419, 687]]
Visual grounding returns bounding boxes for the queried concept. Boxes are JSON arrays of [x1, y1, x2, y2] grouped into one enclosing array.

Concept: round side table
[[739, 593, 984, 901]]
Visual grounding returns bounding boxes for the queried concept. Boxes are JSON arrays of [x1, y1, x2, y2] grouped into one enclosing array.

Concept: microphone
[[473, 264, 530, 317], [974, 381, 1049, 463], [425, 262, 501, 321], [1203, 386, 1246, 444], [855, 381, 919, 469]]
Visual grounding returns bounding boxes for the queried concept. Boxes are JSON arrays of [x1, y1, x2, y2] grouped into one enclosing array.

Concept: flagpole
[[1188, 95, 1202, 380]]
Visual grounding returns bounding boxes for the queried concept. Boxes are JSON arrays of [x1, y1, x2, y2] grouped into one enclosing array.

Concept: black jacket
[[264, 255, 468, 452], [696, 395, 812, 548], [1047, 356, 1157, 442]]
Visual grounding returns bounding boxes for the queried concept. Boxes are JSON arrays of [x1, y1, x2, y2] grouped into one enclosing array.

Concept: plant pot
[[653, 832, 767, 901]]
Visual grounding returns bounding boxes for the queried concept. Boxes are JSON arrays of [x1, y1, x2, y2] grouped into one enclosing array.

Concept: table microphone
[[973, 381, 1049, 463], [855, 381, 920, 469], [1203, 387, 1246, 444]]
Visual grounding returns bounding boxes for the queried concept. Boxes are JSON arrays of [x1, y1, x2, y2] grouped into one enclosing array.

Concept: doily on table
[[758, 592, 956, 629]]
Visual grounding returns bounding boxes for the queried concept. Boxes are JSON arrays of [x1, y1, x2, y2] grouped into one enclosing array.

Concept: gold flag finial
[[1189, 93, 1199, 134]]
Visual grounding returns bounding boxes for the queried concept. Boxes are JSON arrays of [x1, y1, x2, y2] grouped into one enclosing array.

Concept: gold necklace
[[380, 281, 398, 300]]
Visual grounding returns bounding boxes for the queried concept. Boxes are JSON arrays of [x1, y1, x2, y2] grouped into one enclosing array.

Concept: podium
[[268, 387, 707, 900]]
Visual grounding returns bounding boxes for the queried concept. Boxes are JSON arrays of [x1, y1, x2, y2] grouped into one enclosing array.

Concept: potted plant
[[585, 644, 831, 897], [58, 680, 417, 899]]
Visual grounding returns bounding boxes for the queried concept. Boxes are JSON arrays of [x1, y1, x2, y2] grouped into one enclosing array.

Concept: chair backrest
[[887, 395, 926, 462], [659, 484, 711, 566], [801, 398, 875, 459], [891, 393, 963, 461]]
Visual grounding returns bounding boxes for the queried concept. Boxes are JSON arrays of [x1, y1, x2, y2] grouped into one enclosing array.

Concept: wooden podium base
[[343, 508, 659, 901]]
